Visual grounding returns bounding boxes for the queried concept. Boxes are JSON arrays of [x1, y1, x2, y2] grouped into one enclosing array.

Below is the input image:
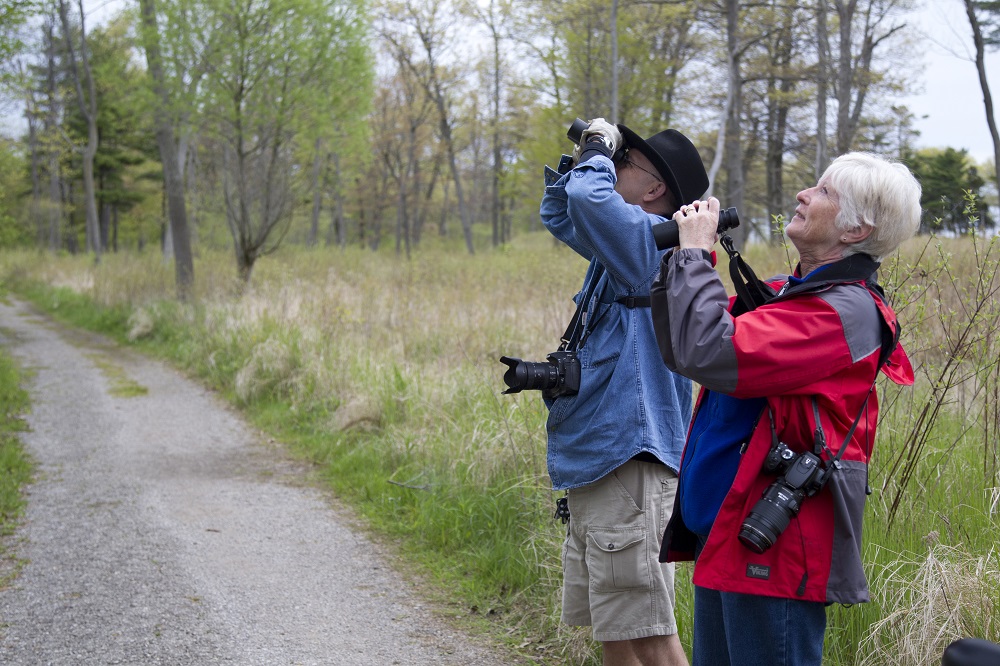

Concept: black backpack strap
[[599, 287, 650, 308], [614, 295, 651, 308]]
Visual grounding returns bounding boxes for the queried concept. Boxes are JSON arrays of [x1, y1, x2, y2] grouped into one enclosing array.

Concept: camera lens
[[717, 207, 740, 233], [567, 118, 588, 145], [499, 356, 561, 394], [738, 483, 798, 554]]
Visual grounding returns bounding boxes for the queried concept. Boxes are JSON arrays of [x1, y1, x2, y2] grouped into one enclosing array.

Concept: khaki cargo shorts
[[561, 459, 679, 642]]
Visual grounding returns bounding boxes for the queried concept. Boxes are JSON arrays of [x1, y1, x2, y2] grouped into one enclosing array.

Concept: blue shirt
[[539, 155, 693, 490]]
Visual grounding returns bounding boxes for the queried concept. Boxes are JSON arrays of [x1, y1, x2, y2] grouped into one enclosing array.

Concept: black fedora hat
[[617, 124, 708, 213]]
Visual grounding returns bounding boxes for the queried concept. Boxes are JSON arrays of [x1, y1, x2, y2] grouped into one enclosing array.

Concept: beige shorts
[[561, 459, 679, 642]]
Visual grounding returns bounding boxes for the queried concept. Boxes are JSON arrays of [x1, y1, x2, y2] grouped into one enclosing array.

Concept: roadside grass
[[0, 339, 33, 588], [0, 232, 997, 665], [86, 354, 149, 398]]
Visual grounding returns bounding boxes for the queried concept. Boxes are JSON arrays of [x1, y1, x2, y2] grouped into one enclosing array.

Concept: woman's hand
[[674, 197, 721, 252]]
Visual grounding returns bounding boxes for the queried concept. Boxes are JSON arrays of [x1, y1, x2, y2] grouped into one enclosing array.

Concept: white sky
[[901, 0, 1000, 163]]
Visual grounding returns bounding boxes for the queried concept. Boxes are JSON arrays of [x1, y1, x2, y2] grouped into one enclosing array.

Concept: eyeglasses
[[619, 149, 662, 183]]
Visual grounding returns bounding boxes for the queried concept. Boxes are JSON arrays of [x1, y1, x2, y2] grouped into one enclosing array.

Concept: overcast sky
[[901, 0, 1000, 163], [3, 0, 1000, 164]]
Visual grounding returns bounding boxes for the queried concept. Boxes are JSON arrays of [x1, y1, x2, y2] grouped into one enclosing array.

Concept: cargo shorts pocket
[[586, 527, 649, 592]]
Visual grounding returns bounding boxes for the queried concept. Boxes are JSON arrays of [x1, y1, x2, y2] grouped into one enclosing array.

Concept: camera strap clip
[[721, 234, 776, 315], [554, 496, 570, 524], [560, 263, 607, 353]]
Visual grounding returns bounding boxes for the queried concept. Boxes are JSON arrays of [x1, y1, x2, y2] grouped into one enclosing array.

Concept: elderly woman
[[650, 152, 921, 666]]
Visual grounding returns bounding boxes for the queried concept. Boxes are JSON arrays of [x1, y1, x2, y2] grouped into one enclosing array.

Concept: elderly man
[[538, 118, 709, 666]]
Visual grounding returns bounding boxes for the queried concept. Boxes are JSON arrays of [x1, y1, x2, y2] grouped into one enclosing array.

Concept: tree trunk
[[112, 206, 119, 252], [610, 0, 619, 123], [964, 0, 1000, 210], [44, 17, 61, 251], [25, 91, 43, 244], [100, 199, 110, 250], [439, 179, 450, 237], [80, 135, 99, 255], [138, 0, 195, 299], [490, 6, 503, 246], [439, 114, 474, 254], [308, 137, 322, 247], [47, 151, 61, 250], [58, 0, 101, 263], [395, 177, 411, 259], [816, 0, 830, 177], [723, 0, 748, 246], [326, 152, 347, 248], [766, 7, 795, 242]]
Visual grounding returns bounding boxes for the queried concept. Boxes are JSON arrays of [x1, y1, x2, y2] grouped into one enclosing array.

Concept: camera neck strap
[[559, 263, 607, 352], [721, 234, 776, 315], [768, 377, 879, 476]]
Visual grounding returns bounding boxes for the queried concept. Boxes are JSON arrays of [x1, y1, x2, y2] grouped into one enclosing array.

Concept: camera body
[[499, 350, 581, 400], [737, 442, 830, 554]]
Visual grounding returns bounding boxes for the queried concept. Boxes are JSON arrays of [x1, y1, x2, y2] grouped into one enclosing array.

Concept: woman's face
[[788, 177, 842, 253]]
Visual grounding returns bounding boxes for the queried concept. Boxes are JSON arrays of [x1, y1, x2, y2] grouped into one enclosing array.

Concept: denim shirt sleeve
[[540, 155, 665, 292]]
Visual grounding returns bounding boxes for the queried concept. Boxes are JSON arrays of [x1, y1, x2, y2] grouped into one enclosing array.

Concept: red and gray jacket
[[650, 248, 914, 604]]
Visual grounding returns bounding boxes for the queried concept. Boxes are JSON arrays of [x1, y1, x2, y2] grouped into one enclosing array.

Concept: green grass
[[0, 237, 997, 665], [0, 343, 34, 588], [86, 354, 149, 398]]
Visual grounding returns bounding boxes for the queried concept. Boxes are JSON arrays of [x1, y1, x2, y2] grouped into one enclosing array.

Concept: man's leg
[[603, 634, 688, 666], [589, 461, 687, 666]]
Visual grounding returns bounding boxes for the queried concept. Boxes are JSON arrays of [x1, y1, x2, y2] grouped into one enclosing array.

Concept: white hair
[[822, 152, 922, 260]]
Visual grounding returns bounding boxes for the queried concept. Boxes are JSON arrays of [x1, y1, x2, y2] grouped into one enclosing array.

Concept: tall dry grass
[[1, 229, 998, 664]]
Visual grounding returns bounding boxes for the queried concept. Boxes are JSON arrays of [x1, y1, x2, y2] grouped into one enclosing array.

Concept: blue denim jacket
[[540, 155, 693, 490]]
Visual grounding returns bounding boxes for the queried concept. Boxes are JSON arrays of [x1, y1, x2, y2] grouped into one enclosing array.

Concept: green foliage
[[975, 1, 1000, 46], [0, 347, 33, 543], [904, 147, 995, 234], [0, 0, 38, 66], [0, 139, 32, 248], [192, 0, 375, 276]]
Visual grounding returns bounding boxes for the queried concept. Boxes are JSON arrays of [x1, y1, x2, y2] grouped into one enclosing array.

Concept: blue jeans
[[692, 585, 827, 666]]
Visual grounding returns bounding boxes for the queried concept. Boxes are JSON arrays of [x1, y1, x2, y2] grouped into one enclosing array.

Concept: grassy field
[[0, 231, 998, 664]]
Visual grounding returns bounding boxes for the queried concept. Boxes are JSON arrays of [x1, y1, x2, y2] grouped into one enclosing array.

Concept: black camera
[[499, 350, 581, 400], [652, 208, 740, 250], [737, 442, 830, 554], [567, 117, 626, 162]]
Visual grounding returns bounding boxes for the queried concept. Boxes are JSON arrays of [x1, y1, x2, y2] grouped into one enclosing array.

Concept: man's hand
[[579, 117, 623, 154]]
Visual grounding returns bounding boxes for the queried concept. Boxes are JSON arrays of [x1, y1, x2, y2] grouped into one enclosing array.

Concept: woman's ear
[[843, 223, 874, 244]]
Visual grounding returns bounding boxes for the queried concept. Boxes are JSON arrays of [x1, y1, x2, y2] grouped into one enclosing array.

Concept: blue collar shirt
[[539, 155, 693, 489]]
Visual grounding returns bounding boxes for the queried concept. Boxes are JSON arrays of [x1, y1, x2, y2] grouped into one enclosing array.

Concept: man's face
[[614, 149, 665, 209]]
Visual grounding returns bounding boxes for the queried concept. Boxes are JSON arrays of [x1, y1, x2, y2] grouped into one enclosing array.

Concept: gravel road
[[0, 298, 515, 666]]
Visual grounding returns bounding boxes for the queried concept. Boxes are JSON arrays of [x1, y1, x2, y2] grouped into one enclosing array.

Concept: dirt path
[[0, 298, 514, 665]]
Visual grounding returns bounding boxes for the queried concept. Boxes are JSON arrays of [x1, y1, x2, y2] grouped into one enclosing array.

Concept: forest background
[[1, 0, 1000, 664]]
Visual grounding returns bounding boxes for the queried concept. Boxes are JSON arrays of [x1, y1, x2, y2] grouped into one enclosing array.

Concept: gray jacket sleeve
[[650, 248, 739, 394]]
